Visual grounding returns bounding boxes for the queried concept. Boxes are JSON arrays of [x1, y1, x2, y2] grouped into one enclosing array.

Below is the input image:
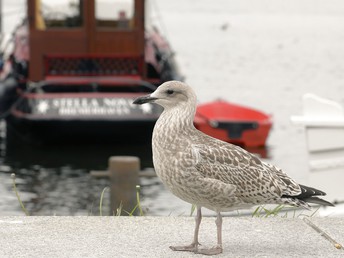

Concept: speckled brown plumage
[[133, 81, 333, 255]]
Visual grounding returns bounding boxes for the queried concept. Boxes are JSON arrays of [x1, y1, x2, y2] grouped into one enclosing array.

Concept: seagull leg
[[169, 206, 202, 252], [196, 212, 223, 255]]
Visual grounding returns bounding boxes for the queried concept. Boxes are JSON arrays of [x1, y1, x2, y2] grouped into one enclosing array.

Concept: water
[[0, 114, 324, 217], [0, 122, 268, 216], [0, 125, 158, 216]]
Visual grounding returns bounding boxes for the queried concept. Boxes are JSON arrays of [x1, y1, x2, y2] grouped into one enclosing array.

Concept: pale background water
[[0, 0, 344, 216]]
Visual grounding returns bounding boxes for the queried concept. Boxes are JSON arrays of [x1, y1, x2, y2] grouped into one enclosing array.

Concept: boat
[[0, 0, 272, 147], [0, 0, 182, 144], [194, 99, 272, 148], [291, 93, 344, 152], [291, 93, 344, 202]]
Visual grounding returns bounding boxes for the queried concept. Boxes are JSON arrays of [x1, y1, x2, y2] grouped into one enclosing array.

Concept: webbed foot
[[195, 245, 222, 256], [169, 242, 200, 252]]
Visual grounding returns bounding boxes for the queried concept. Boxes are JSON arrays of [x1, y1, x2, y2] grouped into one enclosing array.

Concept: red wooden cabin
[[1, 0, 182, 144]]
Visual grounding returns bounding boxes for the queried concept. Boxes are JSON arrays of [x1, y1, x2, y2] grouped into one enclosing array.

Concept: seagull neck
[[158, 106, 196, 133]]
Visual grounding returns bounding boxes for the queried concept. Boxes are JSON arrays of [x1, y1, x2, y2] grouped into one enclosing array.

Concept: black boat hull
[[6, 116, 156, 145]]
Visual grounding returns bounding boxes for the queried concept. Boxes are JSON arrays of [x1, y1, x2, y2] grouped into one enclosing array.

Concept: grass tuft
[[113, 185, 144, 216], [99, 187, 109, 216], [190, 204, 196, 216], [11, 173, 30, 216], [252, 204, 320, 218], [136, 185, 144, 216], [115, 201, 123, 216]]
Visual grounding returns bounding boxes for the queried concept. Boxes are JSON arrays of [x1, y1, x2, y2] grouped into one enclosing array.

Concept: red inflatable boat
[[194, 100, 272, 148]]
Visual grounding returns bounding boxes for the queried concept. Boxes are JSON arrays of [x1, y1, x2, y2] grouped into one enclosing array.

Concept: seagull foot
[[169, 242, 199, 252], [195, 245, 223, 256]]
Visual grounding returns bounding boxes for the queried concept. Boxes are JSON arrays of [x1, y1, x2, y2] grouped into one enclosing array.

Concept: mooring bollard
[[109, 156, 140, 216]]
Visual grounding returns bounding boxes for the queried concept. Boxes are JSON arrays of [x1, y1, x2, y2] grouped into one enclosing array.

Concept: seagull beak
[[133, 94, 158, 105]]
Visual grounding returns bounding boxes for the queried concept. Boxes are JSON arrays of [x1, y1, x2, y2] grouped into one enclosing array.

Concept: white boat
[[291, 94, 344, 152], [291, 93, 344, 203]]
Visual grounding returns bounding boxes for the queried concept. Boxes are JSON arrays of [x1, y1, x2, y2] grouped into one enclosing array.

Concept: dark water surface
[[0, 121, 271, 216], [0, 121, 164, 216]]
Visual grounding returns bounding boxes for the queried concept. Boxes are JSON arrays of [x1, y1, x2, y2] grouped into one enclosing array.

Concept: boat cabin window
[[95, 0, 135, 29], [35, 0, 83, 30]]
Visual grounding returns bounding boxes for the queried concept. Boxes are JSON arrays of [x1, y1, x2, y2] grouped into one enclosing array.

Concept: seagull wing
[[190, 138, 301, 203]]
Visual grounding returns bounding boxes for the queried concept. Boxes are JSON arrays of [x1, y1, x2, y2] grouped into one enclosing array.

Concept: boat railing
[[44, 54, 144, 77]]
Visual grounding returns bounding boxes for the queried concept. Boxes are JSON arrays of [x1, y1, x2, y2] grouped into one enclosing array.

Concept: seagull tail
[[282, 184, 335, 207], [303, 197, 335, 207]]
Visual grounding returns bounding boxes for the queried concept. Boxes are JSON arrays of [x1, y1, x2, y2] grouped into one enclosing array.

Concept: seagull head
[[133, 81, 197, 110]]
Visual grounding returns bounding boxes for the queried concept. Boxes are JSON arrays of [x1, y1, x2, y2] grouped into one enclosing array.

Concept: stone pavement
[[0, 216, 343, 257]]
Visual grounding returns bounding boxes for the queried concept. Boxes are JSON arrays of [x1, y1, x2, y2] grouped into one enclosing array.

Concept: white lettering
[[45, 97, 140, 116]]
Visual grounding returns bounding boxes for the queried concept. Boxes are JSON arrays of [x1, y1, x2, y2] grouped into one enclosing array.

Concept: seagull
[[133, 81, 334, 255]]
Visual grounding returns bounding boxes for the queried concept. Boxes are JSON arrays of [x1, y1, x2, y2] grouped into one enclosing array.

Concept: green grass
[[108, 185, 144, 216], [252, 204, 285, 218], [190, 204, 196, 216], [11, 173, 30, 216], [188, 204, 319, 218], [99, 186, 109, 216], [251, 204, 320, 218], [121, 185, 144, 216]]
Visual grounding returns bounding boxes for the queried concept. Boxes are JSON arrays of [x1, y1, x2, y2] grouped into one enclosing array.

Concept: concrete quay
[[0, 216, 343, 257]]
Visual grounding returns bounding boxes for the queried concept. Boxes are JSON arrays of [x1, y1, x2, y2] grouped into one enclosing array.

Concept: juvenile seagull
[[133, 81, 333, 255]]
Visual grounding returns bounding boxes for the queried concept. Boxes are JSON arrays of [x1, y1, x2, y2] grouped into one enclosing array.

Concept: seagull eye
[[166, 89, 174, 95]]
